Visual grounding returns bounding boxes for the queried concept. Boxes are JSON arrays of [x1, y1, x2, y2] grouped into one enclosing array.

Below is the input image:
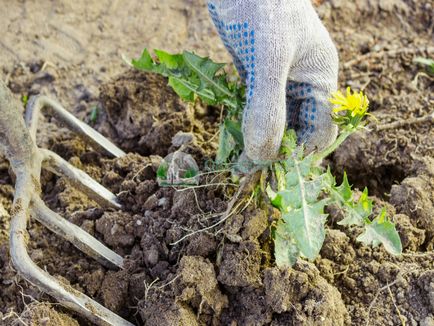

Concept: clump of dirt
[[390, 156, 434, 248], [99, 70, 220, 159], [2, 302, 79, 326], [263, 263, 349, 325]]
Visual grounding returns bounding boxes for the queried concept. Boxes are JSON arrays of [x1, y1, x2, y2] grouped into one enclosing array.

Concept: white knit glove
[[207, 0, 339, 162]]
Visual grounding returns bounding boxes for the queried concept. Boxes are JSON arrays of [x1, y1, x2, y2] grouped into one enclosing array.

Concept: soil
[[0, 0, 433, 326]]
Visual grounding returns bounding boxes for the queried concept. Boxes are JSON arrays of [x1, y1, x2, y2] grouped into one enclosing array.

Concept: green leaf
[[282, 200, 328, 260], [274, 220, 300, 267], [224, 119, 244, 147], [280, 129, 297, 156], [298, 155, 315, 177], [184, 167, 198, 179], [130, 48, 244, 112], [154, 50, 184, 69], [216, 123, 236, 164], [357, 208, 402, 255], [338, 188, 373, 227], [167, 77, 195, 102], [335, 172, 352, 202], [325, 171, 372, 227], [414, 57, 434, 75], [266, 185, 282, 208], [21, 94, 29, 107], [285, 168, 298, 187], [182, 51, 232, 97], [274, 163, 286, 192], [131, 48, 156, 71], [279, 157, 329, 260], [89, 106, 99, 125]]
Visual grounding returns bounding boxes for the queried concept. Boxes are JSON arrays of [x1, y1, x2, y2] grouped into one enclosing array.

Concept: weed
[[129, 49, 402, 266]]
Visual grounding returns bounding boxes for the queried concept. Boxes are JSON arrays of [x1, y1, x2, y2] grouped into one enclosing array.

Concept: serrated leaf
[[336, 172, 352, 202], [168, 77, 195, 102], [282, 200, 328, 260], [274, 156, 330, 260], [357, 208, 402, 255], [131, 49, 240, 108], [169, 76, 216, 103], [131, 48, 155, 71], [338, 188, 373, 226], [182, 51, 232, 97], [274, 220, 300, 267], [154, 50, 183, 69]]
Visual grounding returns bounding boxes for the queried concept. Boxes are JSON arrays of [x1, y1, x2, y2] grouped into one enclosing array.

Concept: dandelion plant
[[268, 88, 402, 266], [129, 49, 402, 267]]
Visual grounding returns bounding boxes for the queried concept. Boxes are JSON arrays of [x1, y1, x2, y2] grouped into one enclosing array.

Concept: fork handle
[[0, 79, 39, 173]]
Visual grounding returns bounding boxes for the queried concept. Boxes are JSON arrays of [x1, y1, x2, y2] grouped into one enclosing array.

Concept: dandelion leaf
[[167, 77, 196, 102], [336, 172, 353, 202], [326, 170, 372, 227], [182, 51, 231, 97], [216, 123, 236, 164], [357, 208, 402, 255], [274, 219, 300, 267], [283, 200, 328, 260], [276, 156, 329, 262], [224, 119, 243, 147], [338, 188, 372, 226], [131, 48, 155, 71], [131, 49, 235, 106], [154, 50, 184, 69]]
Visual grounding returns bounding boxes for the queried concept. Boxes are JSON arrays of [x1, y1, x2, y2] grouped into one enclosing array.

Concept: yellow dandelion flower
[[330, 87, 369, 117]]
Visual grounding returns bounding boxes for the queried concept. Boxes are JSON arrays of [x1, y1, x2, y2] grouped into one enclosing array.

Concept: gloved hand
[[207, 0, 339, 162]]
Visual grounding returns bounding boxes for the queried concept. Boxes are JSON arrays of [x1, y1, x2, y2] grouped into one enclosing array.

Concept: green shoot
[[21, 94, 29, 107], [89, 106, 99, 125], [414, 57, 434, 76]]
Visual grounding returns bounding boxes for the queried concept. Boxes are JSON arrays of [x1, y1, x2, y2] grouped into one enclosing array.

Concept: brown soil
[[1, 0, 433, 326]]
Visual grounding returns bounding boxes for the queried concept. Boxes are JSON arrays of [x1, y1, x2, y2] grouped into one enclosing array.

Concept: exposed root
[[144, 278, 160, 301], [365, 268, 417, 326], [375, 111, 434, 132], [386, 285, 406, 326], [170, 172, 259, 246]]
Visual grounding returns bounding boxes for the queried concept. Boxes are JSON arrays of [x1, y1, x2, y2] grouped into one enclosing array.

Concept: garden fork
[[0, 80, 134, 326]]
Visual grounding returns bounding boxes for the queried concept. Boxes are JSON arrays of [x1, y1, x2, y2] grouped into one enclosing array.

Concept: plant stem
[[314, 128, 354, 162]]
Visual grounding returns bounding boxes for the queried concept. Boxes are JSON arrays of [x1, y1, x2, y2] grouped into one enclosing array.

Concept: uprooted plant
[[128, 49, 402, 267]]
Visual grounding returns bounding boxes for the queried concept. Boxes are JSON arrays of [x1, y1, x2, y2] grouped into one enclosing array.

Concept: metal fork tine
[[40, 148, 122, 210], [1, 81, 134, 325], [11, 200, 134, 326], [31, 197, 124, 269], [25, 95, 126, 158]]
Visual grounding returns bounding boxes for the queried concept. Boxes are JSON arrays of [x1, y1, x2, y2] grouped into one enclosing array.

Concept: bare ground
[[0, 0, 433, 325]]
